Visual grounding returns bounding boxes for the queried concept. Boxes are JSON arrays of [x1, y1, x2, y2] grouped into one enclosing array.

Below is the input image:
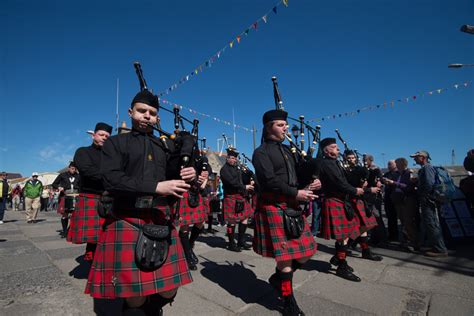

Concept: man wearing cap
[[53, 162, 81, 237], [23, 172, 43, 223], [67, 122, 112, 261], [0, 172, 9, 224], [253, 109, 319, 316], [220, 146, 255, 252], [411, 150, 448, 257], [318, 138, 365, 282], [85, 90, 194, 315]]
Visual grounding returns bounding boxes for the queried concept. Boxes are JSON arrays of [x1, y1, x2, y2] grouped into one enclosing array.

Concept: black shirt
[[73, 144, 105, 194], [101, 129, 167, 197], [345, 165, 368, 188], [52, 172, 80, 192], [220, 163, 245, 195], [252, 140, 298, 197], [319, 157, 357, 197]]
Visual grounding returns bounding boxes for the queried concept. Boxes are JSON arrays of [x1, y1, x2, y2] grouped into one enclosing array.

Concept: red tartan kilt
[[202, 196, 210, 216], [67, 193, 105, 244], [223, 194, 254, 224], [57, 196, 77, 216], [321, 197, 360, 241], [252, 193, 317, 262], [176, 191, 207, 226], [352, 199, 378, 230], [85, 207, 193, 299]]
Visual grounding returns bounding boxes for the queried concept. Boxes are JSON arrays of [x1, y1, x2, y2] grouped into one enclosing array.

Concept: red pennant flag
[[253, 22, 258, 30], [237, 36, 241, 43]]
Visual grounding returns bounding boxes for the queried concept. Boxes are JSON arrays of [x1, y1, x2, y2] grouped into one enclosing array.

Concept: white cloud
[[38, 143, 75, 164], [0, 147, 8, 152]]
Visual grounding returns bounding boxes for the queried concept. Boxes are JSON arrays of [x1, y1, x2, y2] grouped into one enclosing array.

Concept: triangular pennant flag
[[237, 36, 241, 43], [262, 15, 267, 23], [390, 101, 394, 107], [454, 84, 459, 89], [230, 41, 234, 48], [217, 51, 221, 58], [244, 29, 249, 35], [413, 96, 417, 100], [273, 6, 277, 14], [283, 0, 289, 7], [195, 69, 198, 74], [253, 22, 258, 30], [437, 89, 442, 93], [464, 82, 468, 87]]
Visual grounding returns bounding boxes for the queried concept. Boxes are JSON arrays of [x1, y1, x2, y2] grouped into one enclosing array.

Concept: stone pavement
[[1, 208, 474, 316]]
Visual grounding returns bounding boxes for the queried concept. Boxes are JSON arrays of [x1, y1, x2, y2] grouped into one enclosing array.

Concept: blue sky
[[1, 0, 473, 176]]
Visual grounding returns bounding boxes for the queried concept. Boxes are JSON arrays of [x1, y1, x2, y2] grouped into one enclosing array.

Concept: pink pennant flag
[[464, 82, 469, 87], [253, 22, 258, 30], [428, 91, 433, 95]]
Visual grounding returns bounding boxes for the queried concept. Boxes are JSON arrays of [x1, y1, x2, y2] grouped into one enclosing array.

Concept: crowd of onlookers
[[0, 171, 61, 224]]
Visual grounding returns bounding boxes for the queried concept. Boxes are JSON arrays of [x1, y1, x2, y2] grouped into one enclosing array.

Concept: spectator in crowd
[[40, 186, 50, 212], [385, 158, 420, 251], [411, 151, 448, 257], [460, 149, 474, 207], [0, 171, 9, 224], [11, 184, 22, 211], [23, 172, 43, 223], [363, 154, 387, 245], [383, 160, 399, 242]]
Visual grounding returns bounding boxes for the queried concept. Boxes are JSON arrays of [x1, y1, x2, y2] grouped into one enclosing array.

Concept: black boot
[[60, 217, 69, 238], [282, 295, 305, 316], [336, 260, 361, 282], [189, 226, 202, 264], [291, 260, 304, 272], [237, 223, 252, 250], [143, 293, 176, 316], [227, 226, 241, 252], [329, 242, 354, 272], [362, 248, 383, 261], [179, 231, 197, 270]]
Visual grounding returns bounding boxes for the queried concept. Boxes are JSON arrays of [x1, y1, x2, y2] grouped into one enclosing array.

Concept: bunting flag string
[[158, 0, 289, 97], [306, 81, 471, 123], [160, 98, 256, 133], [160, 81, 470, 133]]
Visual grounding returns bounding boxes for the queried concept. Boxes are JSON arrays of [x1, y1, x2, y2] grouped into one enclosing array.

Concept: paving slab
[[427, 293, 474, 316], [164, 287, 234, 316], [379, 265, 474, 299]]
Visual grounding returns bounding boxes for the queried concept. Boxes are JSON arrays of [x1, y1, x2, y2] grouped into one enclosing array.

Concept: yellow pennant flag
[[230, 41, 234, 48]]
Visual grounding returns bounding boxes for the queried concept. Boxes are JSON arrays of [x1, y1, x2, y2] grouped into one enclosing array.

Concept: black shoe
[[362, 248, 383, 261], [282, 295, 305, 316], [122, 307, 147, 316], [187, 259, 197, 271], [329, 255, 354, 272], [336, 261, 361, 282], [189, 248, 199, 264], [228, 242, 241, 252], [238, 242, 252, 251]]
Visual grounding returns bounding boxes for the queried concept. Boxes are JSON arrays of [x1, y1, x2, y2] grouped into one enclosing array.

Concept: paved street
[[1, 208, 473, 316]]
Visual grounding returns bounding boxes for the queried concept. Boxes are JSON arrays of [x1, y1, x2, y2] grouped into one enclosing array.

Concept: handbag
[[135, 223, 171, 272], [98, 193, 114, 218], [282, 207, 305, 239]]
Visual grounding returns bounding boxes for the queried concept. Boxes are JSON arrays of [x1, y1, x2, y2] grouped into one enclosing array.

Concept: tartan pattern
[[252, 193, 317, 262], [57, 196, 77, 216], [321, 197, 360, 240], [85, 207, 193, 299], [202, 196, 210, 216], [67, 193, 105, 244], [176, 191, 207, 226], [223, 194, 254, 224], [352, 198, 378, 230]]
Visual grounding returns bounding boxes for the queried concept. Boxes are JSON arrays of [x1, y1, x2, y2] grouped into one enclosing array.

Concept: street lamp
[[448, 63, 474, 68], [291, 125, 300, 142]]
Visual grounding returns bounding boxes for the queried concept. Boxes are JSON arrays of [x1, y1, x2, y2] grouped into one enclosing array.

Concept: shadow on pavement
[[69, 255, 92, 279], [3, 220, 18, 223], [197, 234, 227, 249], [300, 258, 332, 274], [200, 258, 279, 312]]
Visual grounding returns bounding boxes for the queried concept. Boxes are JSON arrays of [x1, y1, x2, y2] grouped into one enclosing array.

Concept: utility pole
[[115, 78, 120, 132], [452, 149, 455, 166]]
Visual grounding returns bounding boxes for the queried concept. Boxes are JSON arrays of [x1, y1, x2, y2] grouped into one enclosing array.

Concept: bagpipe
[[271, 76, 323, 188], [133, 62, 207, 210]]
